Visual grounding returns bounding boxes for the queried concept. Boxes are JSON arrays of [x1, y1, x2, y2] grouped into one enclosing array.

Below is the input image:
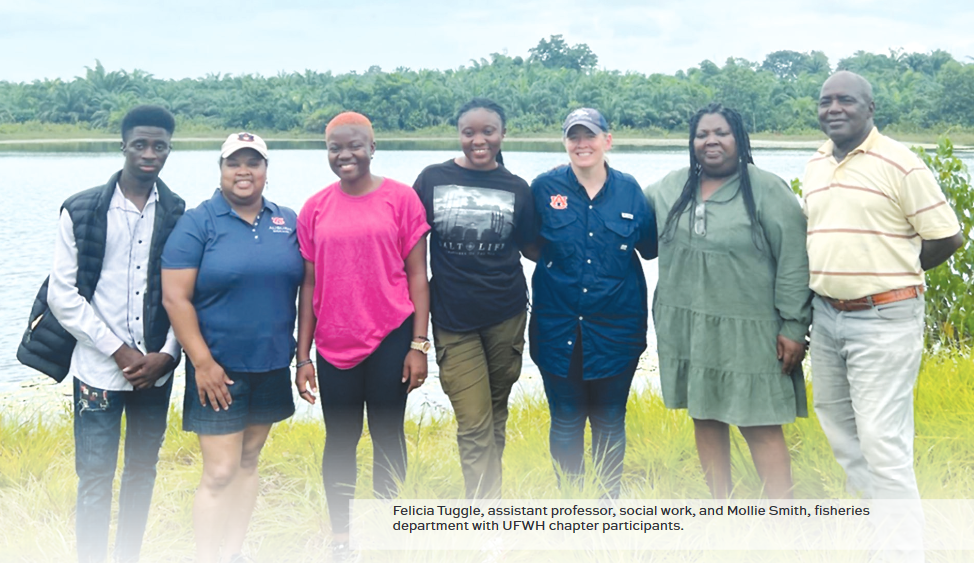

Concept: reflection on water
[[0, 141, 125, 153], [0, 138, 828, 154], [0, 139, 680, 153]]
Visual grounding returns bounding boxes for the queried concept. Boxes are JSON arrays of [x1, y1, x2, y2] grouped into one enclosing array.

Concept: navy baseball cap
[[562, 108, 609, 136]]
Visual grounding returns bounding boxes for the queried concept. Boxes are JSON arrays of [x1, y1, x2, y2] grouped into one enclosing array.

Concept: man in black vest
[[47, 105, 185, 563]]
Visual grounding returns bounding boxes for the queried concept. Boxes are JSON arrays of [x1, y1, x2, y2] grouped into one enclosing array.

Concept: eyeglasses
[[694, 202, 706, 236]]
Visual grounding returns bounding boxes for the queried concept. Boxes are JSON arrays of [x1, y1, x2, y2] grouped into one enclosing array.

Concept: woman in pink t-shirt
[[294, 112, 430, 560]]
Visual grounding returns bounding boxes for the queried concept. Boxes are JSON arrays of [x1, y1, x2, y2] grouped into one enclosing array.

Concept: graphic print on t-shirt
[[433, 185, 515, 256]]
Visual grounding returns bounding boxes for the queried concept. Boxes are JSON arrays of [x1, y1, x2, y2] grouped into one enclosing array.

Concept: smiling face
[[121, 126, 172, 183], [457, 108, 504, 170], [818, 72, 875, 153], [564, 124, 612, 170], [326, 125, 374, 183], [693, 113, 739, 178], [220, 148, 267, 207]]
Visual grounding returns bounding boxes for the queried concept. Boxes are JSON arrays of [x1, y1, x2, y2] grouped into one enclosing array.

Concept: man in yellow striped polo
[[803, 71, 962, 557]]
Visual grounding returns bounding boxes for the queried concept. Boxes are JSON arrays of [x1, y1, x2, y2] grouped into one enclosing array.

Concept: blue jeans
[[540, 332, 637, 498], [73, 376, 172, 563]]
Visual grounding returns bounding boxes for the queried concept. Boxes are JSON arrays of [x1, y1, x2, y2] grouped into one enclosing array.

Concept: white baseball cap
[[221, 132, 268, 159]]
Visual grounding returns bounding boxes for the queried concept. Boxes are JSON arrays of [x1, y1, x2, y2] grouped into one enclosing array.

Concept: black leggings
[[316, 316, 411, 535]]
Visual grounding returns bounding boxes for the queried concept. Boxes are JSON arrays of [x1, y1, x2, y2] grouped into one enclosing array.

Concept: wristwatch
[[410, 337, 431, 354]]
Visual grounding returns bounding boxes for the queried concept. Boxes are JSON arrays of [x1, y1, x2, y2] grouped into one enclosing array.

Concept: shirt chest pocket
[[541, 212, 578, 271], [599, 217, 638, 279]]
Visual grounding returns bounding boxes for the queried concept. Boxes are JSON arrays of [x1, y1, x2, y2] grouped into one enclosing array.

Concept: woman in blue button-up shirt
[[529, 108, 657, 498]]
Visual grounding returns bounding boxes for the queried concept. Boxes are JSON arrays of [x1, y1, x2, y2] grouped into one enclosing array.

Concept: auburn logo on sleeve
[[550, 194, 568, 210]]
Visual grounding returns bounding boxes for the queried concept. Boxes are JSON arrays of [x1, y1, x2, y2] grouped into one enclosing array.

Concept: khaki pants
[[433, 310, 527, 499]]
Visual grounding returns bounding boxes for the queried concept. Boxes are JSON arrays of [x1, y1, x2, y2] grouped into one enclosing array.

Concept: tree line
[[2, 35, 973, 135]]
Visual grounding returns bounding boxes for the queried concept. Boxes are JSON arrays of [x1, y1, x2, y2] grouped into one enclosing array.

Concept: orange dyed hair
[[325, 112, 374, 139]]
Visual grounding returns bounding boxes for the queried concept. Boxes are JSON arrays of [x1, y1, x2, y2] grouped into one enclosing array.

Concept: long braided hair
[[455, 97, 506, 165], [660, 102, 763, 250]]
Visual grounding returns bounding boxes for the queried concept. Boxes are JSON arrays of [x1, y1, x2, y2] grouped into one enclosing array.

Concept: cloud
[[1, 0, 973, 82]]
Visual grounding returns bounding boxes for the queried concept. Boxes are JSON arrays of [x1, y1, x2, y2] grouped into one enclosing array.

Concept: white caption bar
[[350, 499, 974, 552]]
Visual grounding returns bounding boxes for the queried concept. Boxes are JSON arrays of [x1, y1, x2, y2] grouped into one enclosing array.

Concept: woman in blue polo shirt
[[530, 108, 657, 498], [161, 132, 304, 563]]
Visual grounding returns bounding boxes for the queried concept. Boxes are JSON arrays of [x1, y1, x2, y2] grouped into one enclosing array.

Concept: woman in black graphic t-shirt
[[412, 98, 537, 499]]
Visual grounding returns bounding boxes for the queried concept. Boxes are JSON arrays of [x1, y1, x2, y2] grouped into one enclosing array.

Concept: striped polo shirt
[[803, 127, 960, 300]]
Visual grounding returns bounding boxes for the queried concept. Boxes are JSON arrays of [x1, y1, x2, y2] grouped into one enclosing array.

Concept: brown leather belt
[[820, 285, 924, 312]]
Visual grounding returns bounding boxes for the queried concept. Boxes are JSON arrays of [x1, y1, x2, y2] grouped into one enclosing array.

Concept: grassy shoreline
[[1, 350, 971, 562], [3, 122, 974, 149]]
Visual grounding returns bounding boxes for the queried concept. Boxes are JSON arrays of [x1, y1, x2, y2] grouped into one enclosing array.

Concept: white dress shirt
[[48, 184, 180, 390]]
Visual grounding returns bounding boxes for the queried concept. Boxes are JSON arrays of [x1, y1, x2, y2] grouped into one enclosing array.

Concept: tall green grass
[[1, 350, 971, 562]]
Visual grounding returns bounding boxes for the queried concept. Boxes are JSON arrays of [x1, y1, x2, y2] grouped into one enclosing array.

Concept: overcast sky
[[2, 0, 973, 83]]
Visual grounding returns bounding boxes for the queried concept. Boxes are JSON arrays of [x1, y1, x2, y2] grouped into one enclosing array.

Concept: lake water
[[3, 145, 969, 412]]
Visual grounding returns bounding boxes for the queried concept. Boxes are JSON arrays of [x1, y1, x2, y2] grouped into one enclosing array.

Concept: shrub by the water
[[914, 136, 974, 345]]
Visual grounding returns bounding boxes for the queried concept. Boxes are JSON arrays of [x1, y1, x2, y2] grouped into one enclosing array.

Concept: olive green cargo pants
[[433, 310, 527, 499]]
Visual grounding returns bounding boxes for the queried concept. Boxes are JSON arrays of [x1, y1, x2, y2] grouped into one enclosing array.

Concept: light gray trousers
[[810, 294, 925, 561]]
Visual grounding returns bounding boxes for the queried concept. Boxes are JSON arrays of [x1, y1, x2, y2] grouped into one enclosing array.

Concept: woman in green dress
[[644, 103, 811, 499]]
